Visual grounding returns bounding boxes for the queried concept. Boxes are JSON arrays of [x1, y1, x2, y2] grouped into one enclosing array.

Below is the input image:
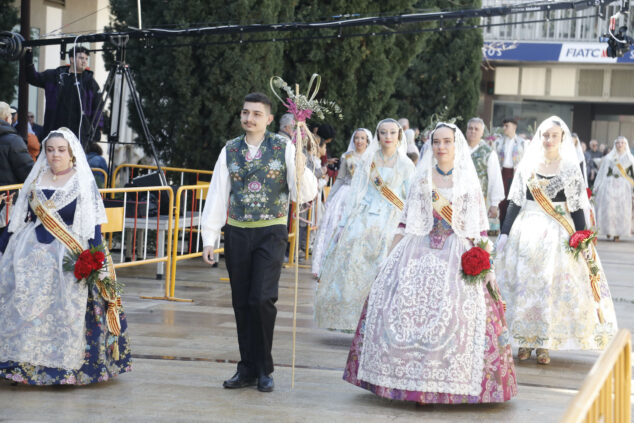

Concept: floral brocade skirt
[[0, 286, 131, 385], [496, 200, 617, 350], [344, 293, 517, 404]]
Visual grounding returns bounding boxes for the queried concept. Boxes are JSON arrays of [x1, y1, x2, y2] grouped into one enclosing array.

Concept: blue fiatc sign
[[483, 41, 634, 63]]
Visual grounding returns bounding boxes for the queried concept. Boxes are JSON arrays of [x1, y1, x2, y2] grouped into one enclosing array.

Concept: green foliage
[[107, 0, 286, 169], [283, 1, 434, 155], [107, 0, 482, 165], [395, 0, 483, 133], [0, 0, 19, 104]]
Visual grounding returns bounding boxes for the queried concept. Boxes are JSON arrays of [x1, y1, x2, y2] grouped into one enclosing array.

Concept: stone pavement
[[1, 237, 633, 422]]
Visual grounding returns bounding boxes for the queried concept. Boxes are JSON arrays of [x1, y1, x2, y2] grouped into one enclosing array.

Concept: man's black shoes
[[222, 372, 257, 389], [257, 374, 274, 392]]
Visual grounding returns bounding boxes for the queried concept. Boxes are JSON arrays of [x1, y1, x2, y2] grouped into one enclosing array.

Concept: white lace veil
[[594, 136, 634, 193], [345, 128, 373, 159], [343, 119, 412, 219], [508, 116, 589, 211], [572, 134, 588, 185], [403, 122, 488, 240], [9, 127, 107, 242]]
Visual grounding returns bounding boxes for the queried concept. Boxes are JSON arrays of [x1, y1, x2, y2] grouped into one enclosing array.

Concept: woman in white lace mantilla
[[344, 123, 517, 404], [594, 136, 634, 240], [496, 117, 617, 365], [315, 119, 415, 331], [311, 128, 371, 277], [0, 128, 131, 385]]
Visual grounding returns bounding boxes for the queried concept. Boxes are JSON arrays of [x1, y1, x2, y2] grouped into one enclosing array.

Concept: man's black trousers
[[224, 223, 287, 377]]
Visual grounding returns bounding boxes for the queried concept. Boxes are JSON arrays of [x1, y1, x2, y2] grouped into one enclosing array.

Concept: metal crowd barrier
[[168, 184, 210, 302], [91, 168, 108, 188], [98, 186, 175, 300], [111, 163, 213, 188], [560, 329, 632, 422]]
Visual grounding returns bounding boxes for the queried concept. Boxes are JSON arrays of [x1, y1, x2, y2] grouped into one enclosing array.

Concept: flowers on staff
[[63, 244, 123, 296], [270, 75, 343, 121]]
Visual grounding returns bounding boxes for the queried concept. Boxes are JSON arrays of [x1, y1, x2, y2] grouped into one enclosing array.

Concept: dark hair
[[502, 118, 518, 126], [431, 123, 455, 142], [316, 124, 336, 141], [88, 142, 103, 155], [68, 46, 90, 56], [243, 92, 272, 112]]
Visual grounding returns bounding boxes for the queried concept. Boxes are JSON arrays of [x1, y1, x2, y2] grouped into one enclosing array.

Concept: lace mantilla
[[357, 236, 487, 395]]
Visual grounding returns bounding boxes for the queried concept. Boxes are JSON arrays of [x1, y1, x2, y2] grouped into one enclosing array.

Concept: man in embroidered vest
[[201, 92, 318, 393], [494, 118, 525, 226], [466, 118, 505, 232]]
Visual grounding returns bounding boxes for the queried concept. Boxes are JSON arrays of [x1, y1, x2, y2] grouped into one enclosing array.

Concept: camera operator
[[25, 46, 102, 147]]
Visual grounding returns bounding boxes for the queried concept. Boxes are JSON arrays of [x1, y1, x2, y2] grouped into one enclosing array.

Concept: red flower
[[93, 251, 106, 269], [461, 247, 491, 276], [586, 188, 592, 199], [569, 230, 593, 249], [74, 259, 92, 280]]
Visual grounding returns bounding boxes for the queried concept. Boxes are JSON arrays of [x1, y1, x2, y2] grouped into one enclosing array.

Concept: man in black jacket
[[0, 102, 33, 186], [25, 46, 102, 147]]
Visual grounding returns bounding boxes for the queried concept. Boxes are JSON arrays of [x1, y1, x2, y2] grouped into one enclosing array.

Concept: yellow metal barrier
[[111, 163, 213, 188], [90, 167, 108, 188], [98, 186, 174, 300], [169, 184, 209, 301], [560, 329, 631, 423]]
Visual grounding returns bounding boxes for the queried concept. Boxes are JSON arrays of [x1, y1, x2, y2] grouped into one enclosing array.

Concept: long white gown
[[311, 151, 364, 276], [594, 151, 633, 237], [496, 163, 617, 350], [315, 155, 415, 331]]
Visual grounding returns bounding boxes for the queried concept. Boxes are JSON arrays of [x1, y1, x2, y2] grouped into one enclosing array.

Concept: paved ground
[[1, 237, 633, 422]]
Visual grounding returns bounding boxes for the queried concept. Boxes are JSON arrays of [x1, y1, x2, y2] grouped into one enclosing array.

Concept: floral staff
[[269, 74, 341, 388]]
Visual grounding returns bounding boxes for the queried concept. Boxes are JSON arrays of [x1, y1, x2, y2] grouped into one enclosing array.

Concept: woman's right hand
[[496, 234, 508, 252]]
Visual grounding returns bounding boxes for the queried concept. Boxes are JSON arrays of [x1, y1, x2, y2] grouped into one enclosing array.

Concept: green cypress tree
[[282, 1, 435, 155], [0, 0, 19, 104], [395, 0, 483, 132], [107, 0, 286, 170]]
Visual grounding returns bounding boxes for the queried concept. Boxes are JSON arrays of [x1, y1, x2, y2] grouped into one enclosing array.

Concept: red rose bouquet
[[63, 244, 122, 295], [586, 187, 592, 199], [461, 246, 491, 281], [566, 229, 597, 259], [461, 240, 501, 301]]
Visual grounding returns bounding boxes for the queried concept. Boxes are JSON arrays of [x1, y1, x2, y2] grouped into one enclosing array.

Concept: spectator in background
[[277, 113, 294, 142], [585, 139, 603, 186], [599, 143, 608, 155], [397, 117, 410, 131], [28, 112, 44, 141], [0, 102, 34, 186], [313, 124, 337, 179], [11, 110, 40, 161], [86, 142, 108, 187], [494, 118, 525, 226], [25, 46, 102, 147]]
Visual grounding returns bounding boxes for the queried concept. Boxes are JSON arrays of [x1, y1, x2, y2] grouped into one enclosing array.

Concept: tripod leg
[[122, 65, 167, 186]]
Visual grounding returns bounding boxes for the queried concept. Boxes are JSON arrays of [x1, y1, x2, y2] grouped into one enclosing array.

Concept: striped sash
[[370, 162, 404, 211], [431, 186, 453, 226], [28, 190, 123, 341], [615, 163, 634, 187]]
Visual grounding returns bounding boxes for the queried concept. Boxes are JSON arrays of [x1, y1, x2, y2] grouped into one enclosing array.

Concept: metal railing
[[560, 329, 632, 423], [111, 163, 213, 188]]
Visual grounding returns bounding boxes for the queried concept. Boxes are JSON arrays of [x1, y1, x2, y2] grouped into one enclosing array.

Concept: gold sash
[[526, 177, 604, 323], [431, 186, 453, 226], [370, 162, 404, 211], [615, 163, 634, 187], [29, 190, 123, 350]]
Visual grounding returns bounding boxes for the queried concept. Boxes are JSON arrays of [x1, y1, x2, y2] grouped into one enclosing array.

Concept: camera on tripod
[[600, 26, 634, 58]]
